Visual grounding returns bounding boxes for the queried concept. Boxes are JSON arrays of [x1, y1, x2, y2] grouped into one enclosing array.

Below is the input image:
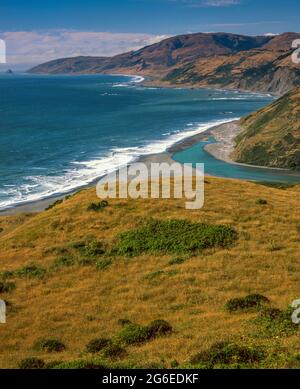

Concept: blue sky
[[0, 0, 299, 68]]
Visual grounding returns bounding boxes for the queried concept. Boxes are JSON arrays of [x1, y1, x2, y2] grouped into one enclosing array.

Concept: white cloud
[[200, 0, 241, 6], [0, 30, 168, 69], [173, 0, 241, 7]]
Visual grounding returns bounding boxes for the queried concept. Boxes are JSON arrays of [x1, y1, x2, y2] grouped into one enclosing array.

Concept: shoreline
[[0, 76, 296, 216], [2, 118, 300, 216]]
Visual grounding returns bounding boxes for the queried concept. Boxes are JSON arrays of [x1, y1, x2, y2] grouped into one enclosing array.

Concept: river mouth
[[172, 136, 300, 185]]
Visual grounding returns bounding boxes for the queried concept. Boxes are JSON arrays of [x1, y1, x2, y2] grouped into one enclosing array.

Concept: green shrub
[[87, 201, 108, 212], [96, 258, 112, 271], [18, 357, 45, 369], [83, 240, 105, 257], [34, 339, 66, 353], [147, 320, 173, 338], [45, 199, 63, 211], [102, 344, 127, 360], [15, 263, 46, 279], [86, 338, 112, 354], [116, 219, 237, 256], [44, 360, 63, 369], [225, 294, 270, 313], [0, 281, 16, 293], [77, 257, 97, 266], [51, 255, 75, 270], [115, 323, 149, 346], [190, 342, 265, 367], [256, 199, 268, 205], [0, 270, 15, 279], [253, 307, 298, 337]]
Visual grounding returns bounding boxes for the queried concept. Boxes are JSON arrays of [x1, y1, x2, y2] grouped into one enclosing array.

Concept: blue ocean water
[[0, 73, 280, 210]]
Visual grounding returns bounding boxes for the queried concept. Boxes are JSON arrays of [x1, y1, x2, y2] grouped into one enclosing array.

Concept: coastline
[[2, 117, 299, 216], [0, 75, 296, 216], [0, 119, 232, 216]]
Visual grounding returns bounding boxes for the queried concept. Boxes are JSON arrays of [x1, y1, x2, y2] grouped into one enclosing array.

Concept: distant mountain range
[[232, 86, 300, 170], [29, 32, 300, 95]]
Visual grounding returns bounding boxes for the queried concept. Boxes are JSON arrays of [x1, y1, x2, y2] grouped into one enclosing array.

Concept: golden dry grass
[[0, 176, 300, 368]]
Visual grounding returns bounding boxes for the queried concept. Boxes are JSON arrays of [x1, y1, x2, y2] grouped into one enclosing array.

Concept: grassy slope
[[0, 177, 300, 368], [232, 87, 300, 170]]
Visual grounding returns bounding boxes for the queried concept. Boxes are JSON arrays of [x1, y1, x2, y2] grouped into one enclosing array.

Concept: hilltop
[[29, 32, 300, 95], [232, 86, 300, 169], [0, 177, 300, 368]]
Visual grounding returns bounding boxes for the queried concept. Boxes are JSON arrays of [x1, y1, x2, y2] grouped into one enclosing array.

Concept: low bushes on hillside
[[147, 320, 173, 339], [18, 357, 45, 369], [115, 219, 237, 256], [87, 201, 108, 212], [225, 294, 270, 313], [0, 281, 16, 293], [253, 307, 298, 337], [86, 338, 112, 354], [14, 264, 47, 279], [33, 338, 66, 353], [190, 341, 265, 368], [115, 323, 149, 346]]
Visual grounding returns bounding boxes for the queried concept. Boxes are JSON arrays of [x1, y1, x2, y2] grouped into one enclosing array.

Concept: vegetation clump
[[86, 338, 112, 354], [147, 320, 173, 338], [116, 219, 237, 256], [34, 338, 66, 353], [14, 263, 47, 279], [256, 199, 268, 205], [102, 344, 127, 360], [253, 307, 298, 337], [87, 201, 108, 212], [190, 341, 265, 367], [95, 258, 112, 270], [225, 294, 270, 313], [51, 255, 75, 270], [18, 357, 45, 369], [0, 281, 16, 293], [115, 323, 149, 346], [82, 240, 105, 257]]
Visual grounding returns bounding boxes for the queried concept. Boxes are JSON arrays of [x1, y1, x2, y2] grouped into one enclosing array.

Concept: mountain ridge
[[29, 32, 300, 95]]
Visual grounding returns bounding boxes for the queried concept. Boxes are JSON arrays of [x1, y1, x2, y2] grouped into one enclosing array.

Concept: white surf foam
[[0, 117, 238, 210]]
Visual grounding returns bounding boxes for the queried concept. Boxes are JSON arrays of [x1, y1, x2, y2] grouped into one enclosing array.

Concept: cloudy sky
[[0, 0, 299, 70]]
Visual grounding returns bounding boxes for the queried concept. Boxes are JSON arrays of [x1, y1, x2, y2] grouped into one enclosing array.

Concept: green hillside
[[232, 87, 300, 170]]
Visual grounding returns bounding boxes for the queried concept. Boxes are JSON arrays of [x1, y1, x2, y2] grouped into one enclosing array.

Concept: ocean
[[0, 73, 277, 210]]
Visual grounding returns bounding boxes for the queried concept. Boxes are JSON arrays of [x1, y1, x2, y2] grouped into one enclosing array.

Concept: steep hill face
[[231, 86, 300, 169], [29, 32, 300, 94]]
